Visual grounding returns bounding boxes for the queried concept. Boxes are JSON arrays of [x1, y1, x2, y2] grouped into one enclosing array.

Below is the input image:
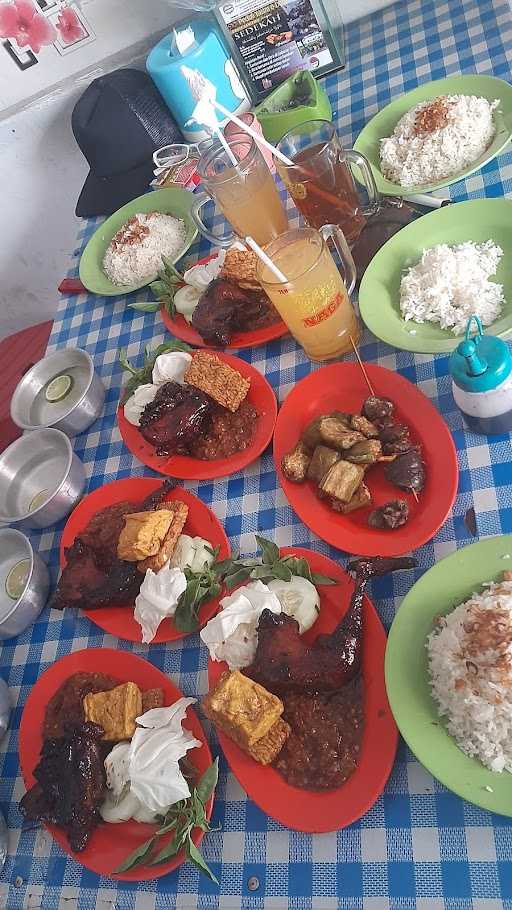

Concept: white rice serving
[[399, 240, 504, 335], [427, 576, 512, 773], [380, 94, 498, 186], [103, 212, 186, 285]]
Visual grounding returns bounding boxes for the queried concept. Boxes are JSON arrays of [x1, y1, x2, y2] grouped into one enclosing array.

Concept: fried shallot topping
[[111, 216, 150, 250], [413, 98, 451, 135]]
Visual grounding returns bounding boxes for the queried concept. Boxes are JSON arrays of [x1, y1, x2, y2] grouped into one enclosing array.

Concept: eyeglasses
[[152, 140, 214, 175]]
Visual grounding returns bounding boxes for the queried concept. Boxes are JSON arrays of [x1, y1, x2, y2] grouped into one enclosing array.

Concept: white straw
[[212, 99, 294, 167], [244, 236, 288, 283], [213, 124, 238, 166], [403, 193, 445, 209]]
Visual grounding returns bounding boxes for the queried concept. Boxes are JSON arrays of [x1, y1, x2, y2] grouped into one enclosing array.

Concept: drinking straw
[[244, 236, 289, 283], [211, 99, 295, 167], [403, 193, 445, 208], [181, 66, 238, 166]]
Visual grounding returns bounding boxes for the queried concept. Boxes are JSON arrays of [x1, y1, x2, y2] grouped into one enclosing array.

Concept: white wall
[[0, 0, 394, 341]]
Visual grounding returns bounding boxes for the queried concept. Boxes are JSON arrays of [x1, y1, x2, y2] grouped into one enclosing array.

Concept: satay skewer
[[349, 335, 420, 502]]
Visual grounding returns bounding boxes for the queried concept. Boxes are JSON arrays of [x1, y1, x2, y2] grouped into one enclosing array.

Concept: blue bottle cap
[[449, 316, 512, 392]]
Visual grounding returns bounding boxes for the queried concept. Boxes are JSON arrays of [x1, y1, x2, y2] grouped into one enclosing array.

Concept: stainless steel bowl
[[0, 428, 86, 530], [10, 347, 105, 437], [0, 528, 49, 639]]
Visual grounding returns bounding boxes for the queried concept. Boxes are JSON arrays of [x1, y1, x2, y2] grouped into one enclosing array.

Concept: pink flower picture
[[56, 6, 85, 46], [0, 0, 56, 54]]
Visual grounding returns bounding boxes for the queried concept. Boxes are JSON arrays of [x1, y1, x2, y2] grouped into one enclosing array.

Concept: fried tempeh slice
[[141, 688, 165, 712], [320, 460, 365, 503], [117, 509, 176, 561], [83, 681, 142, 741], [203, 670, 283, 748], [184, 352, 250, 412], [137, 500, 189, 572], [220, 250, 259, 288], [281, 441, 311, 483], [246, 718, 291, 765]]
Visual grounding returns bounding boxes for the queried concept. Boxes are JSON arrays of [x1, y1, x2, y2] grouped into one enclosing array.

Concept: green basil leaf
[[249, 565, 272, 581], [150, 825, 190, 865], [255, 535, 280, 565], [186, 835, 219, 884], [195, 758, 219, 807], [174, 595, 200, 632], [128, 301, 161, 313], [114, 835, 157, 873], [213, 557, 237, 577], [270, 562, 293, 582], [311, 572, 338, 585], [225, 567, 252, 590], [192, 792, 209, 831]]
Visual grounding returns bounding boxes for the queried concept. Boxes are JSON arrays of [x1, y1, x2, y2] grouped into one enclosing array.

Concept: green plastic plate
[[79, 187, 198, 297], [358, 197, 512, 353], [354, 74, 512, 195], [386, 536, 512, 816]]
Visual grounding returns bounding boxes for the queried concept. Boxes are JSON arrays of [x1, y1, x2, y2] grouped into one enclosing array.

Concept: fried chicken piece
[[245, 556, 416, 694], [139, 382, 212, 457], [20, 722, 106, 853]]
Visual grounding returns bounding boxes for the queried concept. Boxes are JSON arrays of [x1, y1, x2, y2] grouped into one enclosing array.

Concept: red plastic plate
[[60, 477, 230, 642], [208, 547, 398, 833], [273, 363, 458, 557], [19, 648, 213, 881], [118, 351, 277, 480], [160, 253, 288, 349]]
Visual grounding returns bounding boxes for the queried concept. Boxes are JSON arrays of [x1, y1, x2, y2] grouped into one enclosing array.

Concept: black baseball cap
[[72, 68, 183, 218]]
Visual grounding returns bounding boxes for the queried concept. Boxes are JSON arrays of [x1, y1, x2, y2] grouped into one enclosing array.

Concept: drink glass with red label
[[276, 120, 379, 247], [256, 224, 359, 362]]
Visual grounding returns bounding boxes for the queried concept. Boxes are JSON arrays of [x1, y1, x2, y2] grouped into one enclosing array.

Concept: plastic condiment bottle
[[449, 315, 512, 435]]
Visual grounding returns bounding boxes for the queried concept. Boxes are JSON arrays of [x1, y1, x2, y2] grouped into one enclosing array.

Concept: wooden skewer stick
[[411, 488, 419, 502], [349, 335, 375, 396]]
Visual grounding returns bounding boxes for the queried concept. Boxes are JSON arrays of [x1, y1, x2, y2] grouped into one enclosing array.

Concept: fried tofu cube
[[203, 670, 283, 749], [184, 352, 250, 412], [246, 718, 291, 765], [117, 509, 175, 561], [331, 482, 372, 514], [306, 445, 340, 484], [142, 687, 165, 712], [137, 500, 189, 572], [317, 417, 364, 451], [350, 415, 379, 438], [83, 682, 142, 741], [281, 441, 311, 483], [320, 460, 365, 503]]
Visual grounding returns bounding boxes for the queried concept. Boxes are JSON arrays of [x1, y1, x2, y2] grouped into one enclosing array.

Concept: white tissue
[[134, 564, 187, 643], [200, 580, 281, 670], [152, 351, 192, 386], [123, 383, 159, 426]]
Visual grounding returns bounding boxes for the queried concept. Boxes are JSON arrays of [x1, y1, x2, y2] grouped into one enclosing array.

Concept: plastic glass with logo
[[191, 136, 288, 247], [276, 120, 379, 246], [256, 224, 359, 361]]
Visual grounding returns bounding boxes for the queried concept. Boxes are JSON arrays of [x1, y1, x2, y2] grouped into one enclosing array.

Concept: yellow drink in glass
[[192, 136, 288, 247], [256, 226, 359, 362]]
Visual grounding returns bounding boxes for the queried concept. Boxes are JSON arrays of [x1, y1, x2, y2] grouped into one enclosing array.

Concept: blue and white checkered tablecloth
[[3, 0, 512, 905]]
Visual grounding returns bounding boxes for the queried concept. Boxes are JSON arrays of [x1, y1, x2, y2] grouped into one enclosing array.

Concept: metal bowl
[[0, 528, 49, 639], [0, 428, 86, 530], [10, 348, 105, 437]]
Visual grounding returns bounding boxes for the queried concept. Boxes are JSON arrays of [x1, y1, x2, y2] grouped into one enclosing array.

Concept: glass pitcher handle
[[190, 192, 235, 248], [320, 224, 357, 296], [344, 149, 380, 216]]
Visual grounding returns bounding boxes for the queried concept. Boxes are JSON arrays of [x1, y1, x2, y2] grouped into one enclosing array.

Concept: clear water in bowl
[[29, 364, 88, 426]]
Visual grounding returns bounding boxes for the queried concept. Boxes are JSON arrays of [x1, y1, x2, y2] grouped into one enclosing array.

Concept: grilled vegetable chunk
[[317, 417, 364, 451], [301, 416, 326, 451], [306, 446, 340, 484], [345, 439, 382, 465], [281, 441, 311, 483], [320, 461, 365, 503], [350, 415, 379, 438], [331, 482, 372, 514]]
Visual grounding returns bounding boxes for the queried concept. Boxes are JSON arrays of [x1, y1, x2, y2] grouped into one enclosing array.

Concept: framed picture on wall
[[47, 4, 96, 55], [2, 39, 38, 71]]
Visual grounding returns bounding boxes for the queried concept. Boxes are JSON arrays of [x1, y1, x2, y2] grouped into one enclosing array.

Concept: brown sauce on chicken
[[43, 672, 119, 740], [189, 400, 258, 461], [79, 502, 136, 557], [275, 676, 364, 790]]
